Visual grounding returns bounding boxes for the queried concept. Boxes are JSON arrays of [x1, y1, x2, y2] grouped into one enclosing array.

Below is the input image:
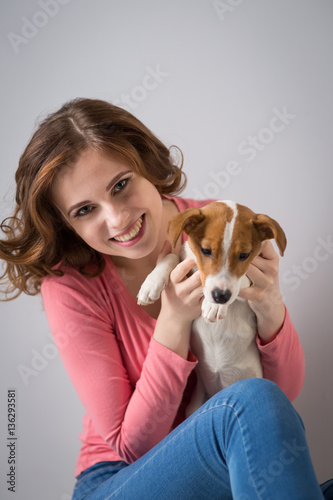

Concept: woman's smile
[[111, 214, 145, 245]]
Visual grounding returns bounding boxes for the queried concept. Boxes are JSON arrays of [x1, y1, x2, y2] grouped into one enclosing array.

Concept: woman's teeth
[[113, 217, 143, 242]]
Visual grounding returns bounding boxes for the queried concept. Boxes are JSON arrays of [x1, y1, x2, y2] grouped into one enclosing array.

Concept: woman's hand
[[161, 257, 203, 324], [156, 240, 203, 324], [153, 241, 203, 359], [238, 240, 286, 344]]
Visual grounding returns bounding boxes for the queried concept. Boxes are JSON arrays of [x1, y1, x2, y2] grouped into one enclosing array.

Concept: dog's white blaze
[[221, 200, 237, 266]]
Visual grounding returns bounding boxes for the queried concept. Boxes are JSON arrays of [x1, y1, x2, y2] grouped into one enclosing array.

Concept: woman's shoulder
[[168, 196, 214, 211], [41, 258, 110, 297]]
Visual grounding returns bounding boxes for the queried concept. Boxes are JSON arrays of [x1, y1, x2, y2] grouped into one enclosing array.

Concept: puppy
[[138, 200, 287, 415]]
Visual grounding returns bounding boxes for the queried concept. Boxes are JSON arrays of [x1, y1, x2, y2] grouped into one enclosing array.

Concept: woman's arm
[[256, 308, 305, 401], [153, 254, 203, 359], [41, 265, 199, 464], [239, 241, 305, 400]]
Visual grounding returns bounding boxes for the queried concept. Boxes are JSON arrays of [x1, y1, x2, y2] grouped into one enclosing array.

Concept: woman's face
[[51, 149, 165, 261]]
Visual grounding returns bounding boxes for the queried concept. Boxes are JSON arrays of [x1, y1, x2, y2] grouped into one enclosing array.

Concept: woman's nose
[[101, 204, 130, 233]]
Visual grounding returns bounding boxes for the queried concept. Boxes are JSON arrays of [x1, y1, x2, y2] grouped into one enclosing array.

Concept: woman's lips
[[111, 215, 145, 246]]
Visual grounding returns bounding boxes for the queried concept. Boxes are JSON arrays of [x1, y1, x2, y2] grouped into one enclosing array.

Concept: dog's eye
[[239, 252, 250, 261], [201, 247, 212, 257]]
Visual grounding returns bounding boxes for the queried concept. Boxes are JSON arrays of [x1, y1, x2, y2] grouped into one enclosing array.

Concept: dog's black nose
[[212, 288, 232, 304]]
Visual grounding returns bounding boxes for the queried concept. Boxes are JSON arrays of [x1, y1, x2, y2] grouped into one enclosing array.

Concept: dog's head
[[168, 201, 286, 306]]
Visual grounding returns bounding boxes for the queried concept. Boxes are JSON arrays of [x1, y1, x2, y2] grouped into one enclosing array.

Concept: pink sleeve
[[256, 308, 305, 401], [41, 274, 197, 464]]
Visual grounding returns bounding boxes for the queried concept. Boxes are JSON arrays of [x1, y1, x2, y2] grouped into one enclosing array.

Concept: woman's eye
[[73, 177, 132, 218], [114, 178, 129, 193], [75, 205, 92, 217]]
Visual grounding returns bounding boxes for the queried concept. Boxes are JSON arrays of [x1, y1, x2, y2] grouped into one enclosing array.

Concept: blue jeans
[[72, 379, 325, 499]]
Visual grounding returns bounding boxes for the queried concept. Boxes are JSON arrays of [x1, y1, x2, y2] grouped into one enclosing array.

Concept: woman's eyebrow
[[67, 170, 133, 216], [105, 170, 133, 193]]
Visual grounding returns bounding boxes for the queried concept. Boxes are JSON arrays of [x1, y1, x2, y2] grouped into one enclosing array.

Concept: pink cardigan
[[41, 196, 305, 477]]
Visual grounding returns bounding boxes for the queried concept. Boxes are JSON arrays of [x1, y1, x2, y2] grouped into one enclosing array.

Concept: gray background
[[1, 1, 332, 498]]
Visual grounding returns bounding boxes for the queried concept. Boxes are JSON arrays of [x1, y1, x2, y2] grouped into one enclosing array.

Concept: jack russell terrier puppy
[[137, 200, 287, 415]]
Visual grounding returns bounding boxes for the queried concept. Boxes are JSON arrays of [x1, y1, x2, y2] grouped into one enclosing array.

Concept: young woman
[[0, 98, 329, 499]]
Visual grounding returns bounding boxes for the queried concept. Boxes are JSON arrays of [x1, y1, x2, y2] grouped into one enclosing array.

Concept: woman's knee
[[216, 377, 281, 401], [222, 378, 304, 431], [226, 377, 288, 403], [209, 378, 298, 420]]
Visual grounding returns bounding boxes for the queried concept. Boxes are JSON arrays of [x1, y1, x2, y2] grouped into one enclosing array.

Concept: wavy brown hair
[[0, 98, 186, 299]]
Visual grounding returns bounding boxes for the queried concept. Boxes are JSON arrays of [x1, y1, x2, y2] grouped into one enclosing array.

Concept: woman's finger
[[254, 241, 278, 265], [249, 242, 279, 275], [243, 264, 265, 290], [170, 258, 196, 284], [183, 270, 202, 294]]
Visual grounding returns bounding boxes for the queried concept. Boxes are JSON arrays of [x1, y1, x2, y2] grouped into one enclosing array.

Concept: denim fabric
[[72, 461, 128, 499], [72, 379, 326, 499], [321, 479, 333, 499]]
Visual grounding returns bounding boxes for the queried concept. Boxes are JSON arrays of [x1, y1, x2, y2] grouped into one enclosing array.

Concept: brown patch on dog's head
[[227, 204, 287, 278], [168, 202, 287, 286], [167, 202, 234, 284]]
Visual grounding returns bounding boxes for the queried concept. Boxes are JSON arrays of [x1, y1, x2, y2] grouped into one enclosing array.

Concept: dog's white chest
[[190, 299, 262, 400]]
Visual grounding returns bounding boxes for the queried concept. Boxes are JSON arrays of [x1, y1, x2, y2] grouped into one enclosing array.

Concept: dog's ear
[[252, 214, 287, 256], [167, 208, 205, 248]]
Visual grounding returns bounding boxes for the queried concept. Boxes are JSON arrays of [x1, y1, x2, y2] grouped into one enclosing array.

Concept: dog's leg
[[137, 254, 180, 305]]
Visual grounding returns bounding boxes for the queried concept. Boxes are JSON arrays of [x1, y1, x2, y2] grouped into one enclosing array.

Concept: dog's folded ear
[[252, 214, 287, 256], [167, 208, 205, 248]]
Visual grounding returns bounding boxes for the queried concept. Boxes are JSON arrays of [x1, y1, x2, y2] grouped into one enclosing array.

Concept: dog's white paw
[[137, 274, 166, 305], [137, 253, 180, 306], [201, 298, 228, 322]]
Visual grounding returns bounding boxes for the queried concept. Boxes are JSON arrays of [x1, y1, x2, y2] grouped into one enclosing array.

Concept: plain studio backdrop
[[1, 1, 332, 498]]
